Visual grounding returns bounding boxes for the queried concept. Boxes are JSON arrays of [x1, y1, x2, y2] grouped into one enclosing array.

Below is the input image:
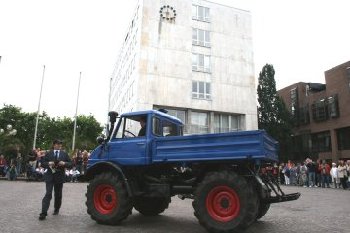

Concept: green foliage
[[257, 64, 293, 161], [0, 104, 103, 161]]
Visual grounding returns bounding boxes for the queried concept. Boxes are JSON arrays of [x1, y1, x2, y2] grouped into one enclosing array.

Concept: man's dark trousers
[[42, 181, 63, 214]]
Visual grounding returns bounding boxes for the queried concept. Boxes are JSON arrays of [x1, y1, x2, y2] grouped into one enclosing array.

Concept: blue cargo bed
[[152, 130, 278, 163]]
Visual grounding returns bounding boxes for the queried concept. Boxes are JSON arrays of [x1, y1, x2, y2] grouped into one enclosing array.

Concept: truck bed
[[152, 130, 278, 163]]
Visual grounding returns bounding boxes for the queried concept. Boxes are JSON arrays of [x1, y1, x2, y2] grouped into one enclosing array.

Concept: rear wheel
[[133, 197, 170, 216], [237, 179, 259, 229], [256, 185, 271, 220], [86, 173, 132, 225], [256, 202, 270, 220], [193, 171, 250, 233]]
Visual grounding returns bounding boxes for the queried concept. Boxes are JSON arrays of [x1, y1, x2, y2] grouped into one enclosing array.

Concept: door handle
[[136, 142, 145, 145]]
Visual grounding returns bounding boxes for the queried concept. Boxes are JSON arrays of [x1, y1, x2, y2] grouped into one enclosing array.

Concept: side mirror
[[107, 111, 119, 140], [108, 111, 118, 124], [96, 135, 105, 145]]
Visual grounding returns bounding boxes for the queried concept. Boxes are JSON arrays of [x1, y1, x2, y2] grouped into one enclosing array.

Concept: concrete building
[[109, 0, 257, 134], [278, 61, 350, 162]]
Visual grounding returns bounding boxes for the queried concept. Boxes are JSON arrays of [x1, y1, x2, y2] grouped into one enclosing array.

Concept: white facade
[[109, 0, 258, 134]]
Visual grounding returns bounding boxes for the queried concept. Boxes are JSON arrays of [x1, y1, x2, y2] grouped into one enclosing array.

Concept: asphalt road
[[0, 181, 349, 233]]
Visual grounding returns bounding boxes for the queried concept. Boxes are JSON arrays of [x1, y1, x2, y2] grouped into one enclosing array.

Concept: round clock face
[[159, 5, 176, 20]]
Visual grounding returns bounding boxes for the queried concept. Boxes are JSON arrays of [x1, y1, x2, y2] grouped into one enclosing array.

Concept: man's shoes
[[53, 209, 59, 215], [39, 213, 47, 220]]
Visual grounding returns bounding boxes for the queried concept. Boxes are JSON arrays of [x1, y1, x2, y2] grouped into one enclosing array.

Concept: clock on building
[[159, 5, 176, 20]]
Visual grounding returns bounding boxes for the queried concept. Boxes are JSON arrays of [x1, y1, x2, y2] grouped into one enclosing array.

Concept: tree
[[0, 104, 103, 161], [257, 64, 293, 161]]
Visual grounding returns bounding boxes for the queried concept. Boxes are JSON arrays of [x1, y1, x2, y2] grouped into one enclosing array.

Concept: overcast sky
[[0, 0, 349, 124]]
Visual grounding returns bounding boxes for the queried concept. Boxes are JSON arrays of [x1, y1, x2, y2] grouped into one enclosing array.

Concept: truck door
[[108, 115, 148, 166]]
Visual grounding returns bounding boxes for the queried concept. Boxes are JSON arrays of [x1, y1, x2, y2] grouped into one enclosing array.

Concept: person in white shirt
[[330, 163, 339, 188], [69, 167, 80, 182], [338, 160, 348, 189]]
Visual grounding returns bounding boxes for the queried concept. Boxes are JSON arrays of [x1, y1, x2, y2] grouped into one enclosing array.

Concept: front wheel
[[86, 173, 132, 225], [193, 171, 250, 233]]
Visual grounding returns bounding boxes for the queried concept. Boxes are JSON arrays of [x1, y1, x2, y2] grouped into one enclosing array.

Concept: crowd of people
[[2, 149, 350, 191], [273, 158, 350, 190], [0, 148, 90, 182]]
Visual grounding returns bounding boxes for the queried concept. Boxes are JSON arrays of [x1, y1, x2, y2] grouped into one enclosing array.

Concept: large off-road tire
[[256, 202, 270, 220], [192, 171, 250, 233], [256, 185, 271, 220], [237, 179, 259, 229], [133, 197, 170, 216], [86, 173, 132, 225]]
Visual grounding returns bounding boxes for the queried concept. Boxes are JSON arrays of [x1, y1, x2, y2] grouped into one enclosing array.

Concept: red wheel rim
[[206, 186, 240, 222], [93, 184, 118, 214]]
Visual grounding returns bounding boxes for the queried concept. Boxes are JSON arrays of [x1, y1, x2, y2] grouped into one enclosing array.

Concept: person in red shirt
[[319, 160, 331, 188], [0, 154, 8, 177]]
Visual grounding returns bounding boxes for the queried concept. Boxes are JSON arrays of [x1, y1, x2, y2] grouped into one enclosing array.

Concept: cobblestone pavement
[[0, 181, 349, 233]]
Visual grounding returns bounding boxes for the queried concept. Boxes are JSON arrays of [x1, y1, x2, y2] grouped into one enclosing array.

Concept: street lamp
[[0, 124, 17, 136], [0, 124, 17, 153]]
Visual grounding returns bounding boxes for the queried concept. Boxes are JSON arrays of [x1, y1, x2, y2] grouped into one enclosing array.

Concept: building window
[[190, 111, 209, 134], [346, 67, 350, 89], [311, 99, 327, 122], [192, 81, 211, 100], [214, 114, 241, 133], [298, 105, 310, 125], [154, 106, 187, 133], [290, 88, 298, 116], [311, 131, 331, 152], [327, 95, 339, 118], [312, 96, 339, 122], [166, 109, 186, 125], [192, 53, 210, 72], [192, 5, 210, 22], [192, 28, 210, 47], [337, 127, 350, 150], [347, 67, 350, 77]]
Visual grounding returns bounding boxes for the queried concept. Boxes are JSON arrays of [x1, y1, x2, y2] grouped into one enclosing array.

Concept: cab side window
[[152, 117, 162, 136], [163, 120, 179, 136]]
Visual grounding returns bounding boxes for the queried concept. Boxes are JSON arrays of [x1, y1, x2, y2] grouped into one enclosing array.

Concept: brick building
[[278, 61, 350, 162]]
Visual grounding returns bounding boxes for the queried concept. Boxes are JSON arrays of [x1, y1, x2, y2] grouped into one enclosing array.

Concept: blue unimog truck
[[85, 110, 300, 233]]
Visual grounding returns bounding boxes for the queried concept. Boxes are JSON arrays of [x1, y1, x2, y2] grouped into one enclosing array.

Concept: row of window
[[300, 126, 350, 153], [292, 94, 340, 126], [192, 5, 211, 101], [311, 95, 339, 122], [112, 54, 136, 97], [111, 81, 135, 114]]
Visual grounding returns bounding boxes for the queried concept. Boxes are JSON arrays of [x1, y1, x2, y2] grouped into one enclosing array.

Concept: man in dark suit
[[39, 139, 72, 220]]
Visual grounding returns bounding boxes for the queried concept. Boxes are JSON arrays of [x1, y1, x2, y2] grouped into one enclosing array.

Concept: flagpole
[[106, 77, 112, 135], [33, 65, 46, 149], [72, 72, 82, 151]]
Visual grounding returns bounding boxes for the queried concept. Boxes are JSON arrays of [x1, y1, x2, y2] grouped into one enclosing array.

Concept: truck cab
[[88, 110, 183, 167], [109, 110, 184, 165]]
